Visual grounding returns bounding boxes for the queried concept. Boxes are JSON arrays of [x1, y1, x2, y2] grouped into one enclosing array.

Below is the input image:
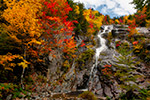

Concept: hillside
[[0, 0, 150, 99]]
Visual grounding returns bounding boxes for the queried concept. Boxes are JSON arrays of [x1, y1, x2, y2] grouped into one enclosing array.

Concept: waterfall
[[88, 25, 113, 91], [95, 31, 107, 67]]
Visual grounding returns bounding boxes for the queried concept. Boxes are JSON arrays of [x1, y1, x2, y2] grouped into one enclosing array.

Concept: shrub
[[79, 91, 97, 100]]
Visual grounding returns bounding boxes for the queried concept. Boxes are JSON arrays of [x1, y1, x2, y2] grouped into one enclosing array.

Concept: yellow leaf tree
[[1, 0, 42, 87], [83, 9, 104, 36], [2, 0, 42, 45], [2, 0, 42, 63]]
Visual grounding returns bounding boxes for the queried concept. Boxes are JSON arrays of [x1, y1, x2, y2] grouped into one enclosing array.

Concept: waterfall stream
[[88, 25, 113, 90]]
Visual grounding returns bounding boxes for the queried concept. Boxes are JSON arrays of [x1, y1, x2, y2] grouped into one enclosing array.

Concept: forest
[[0, 0, 150, 99]]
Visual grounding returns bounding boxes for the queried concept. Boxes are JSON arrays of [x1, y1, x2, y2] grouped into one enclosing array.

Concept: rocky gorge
[[23, 25, 150, 100]]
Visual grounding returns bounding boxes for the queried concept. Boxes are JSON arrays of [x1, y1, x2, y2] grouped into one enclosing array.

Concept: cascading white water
[[88, 25, 113, 90], [90, 25, 112, 75], [95, 25, 113, 66], [95, 32, 107, 67]]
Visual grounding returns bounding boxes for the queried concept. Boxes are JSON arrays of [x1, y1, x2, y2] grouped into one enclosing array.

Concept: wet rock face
[[46, 25, 150, 99], [47, 34, 95, 93], [136, 27, 150, 34], [48, 49, 64, 81], [83, 25, 150, 99], [77, 73, 89, 89], [111, 30, 118, 37], [87, 49, 122, 98], [86, 25, 122, 98], [146, 44, 150, 50]]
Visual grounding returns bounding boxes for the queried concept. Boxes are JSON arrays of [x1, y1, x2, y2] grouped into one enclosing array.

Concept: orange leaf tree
[[39, 0, 77, 59], [134, 6, 147, 26]]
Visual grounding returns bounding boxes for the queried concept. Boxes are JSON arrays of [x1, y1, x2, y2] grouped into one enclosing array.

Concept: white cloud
[[101, 6, 108, 14], [113, 8, 129, 15], [73, 0, 136, 17], [105, 0, 116, 9], [113, 0, 136, 15], [73, 0, 105, 9]]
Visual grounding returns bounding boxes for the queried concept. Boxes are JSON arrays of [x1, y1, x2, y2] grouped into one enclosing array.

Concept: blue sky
[[73, 0, 137, 18]]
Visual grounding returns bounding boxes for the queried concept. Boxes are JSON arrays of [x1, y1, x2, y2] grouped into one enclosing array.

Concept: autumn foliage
[[83, 9, 104, 36], [101, 65, 112, 75], [0, 0, 149, 99], [1, 0, 42, 70], [38, 0, 78, 60], [0, 0, 76, 84]]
